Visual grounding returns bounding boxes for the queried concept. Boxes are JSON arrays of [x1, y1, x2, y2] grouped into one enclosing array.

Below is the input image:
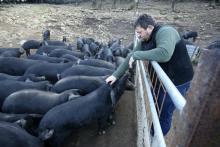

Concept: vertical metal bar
[[139, 61, 166, 147], [158, 91, 167, 117], [151, 61, 186, 111], [136, 60, 151, 147]]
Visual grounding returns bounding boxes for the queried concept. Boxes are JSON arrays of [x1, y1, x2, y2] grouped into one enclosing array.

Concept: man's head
[[134, 14, 156, 41]]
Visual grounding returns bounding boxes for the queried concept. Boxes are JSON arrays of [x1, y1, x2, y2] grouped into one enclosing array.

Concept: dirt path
[[0, 1, 219, 48], [64, 91, 137, 147], [0, 1, 219, 146]]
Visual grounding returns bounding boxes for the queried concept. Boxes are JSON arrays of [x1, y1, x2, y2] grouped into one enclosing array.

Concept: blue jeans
[[158, 81, 191, 136]]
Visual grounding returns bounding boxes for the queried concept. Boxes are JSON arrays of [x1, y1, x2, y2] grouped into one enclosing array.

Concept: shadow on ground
[[65, 91, 137, 147]]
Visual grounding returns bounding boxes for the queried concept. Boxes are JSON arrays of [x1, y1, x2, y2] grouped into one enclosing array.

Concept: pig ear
[[57, 74, 61, 80], [25, 78, 32, 83], [19, 47, 25, 54], [20, 40, 27, 46], [38, 129, 54, 141], [46, 83, 53, 91], [110, 89, 116, 107], [68, 93, 81, 101], [15, 119, 27, 128]]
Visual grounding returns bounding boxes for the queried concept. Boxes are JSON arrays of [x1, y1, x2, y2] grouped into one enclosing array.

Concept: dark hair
[[134, 14, 156, 29]]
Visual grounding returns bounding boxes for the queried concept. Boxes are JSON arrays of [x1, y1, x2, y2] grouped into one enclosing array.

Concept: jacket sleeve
[[132, 27, 180, 62], [113, 40, 142, 79]]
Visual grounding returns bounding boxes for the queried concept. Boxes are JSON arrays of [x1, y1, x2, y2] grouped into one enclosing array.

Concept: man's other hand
[[105, 75, 117, 85]]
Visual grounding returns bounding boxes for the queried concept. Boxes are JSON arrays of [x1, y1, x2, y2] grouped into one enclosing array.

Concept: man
[[105, 14, 194, 135]]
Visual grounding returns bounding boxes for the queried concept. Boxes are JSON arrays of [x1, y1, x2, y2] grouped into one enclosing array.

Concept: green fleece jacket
[[113, 26, 181, 79]]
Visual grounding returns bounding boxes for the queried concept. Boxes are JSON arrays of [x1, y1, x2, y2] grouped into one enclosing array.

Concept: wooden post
[[91, 0, 97, 8], [112, 0, 117, 9], [166, 48, 220, 147], [171, 0, 175, 12], [135, 0, 139, 15], [186, 48, 220, 147]]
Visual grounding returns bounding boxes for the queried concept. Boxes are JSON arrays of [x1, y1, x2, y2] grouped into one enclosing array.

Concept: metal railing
[[186, 44, 201, 62], [135, 60, 187, 147], [134, 34, 187, 147], [136, 60, 166, 147]]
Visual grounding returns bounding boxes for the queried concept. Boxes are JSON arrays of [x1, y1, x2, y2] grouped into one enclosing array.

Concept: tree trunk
[[171, 0, 175, 12], [91, 0, 96, 8], [98, 0, 103, 9], [135, 0, 139, 13], [112, 0, 117, 9], [209, 0, 216, 8], [186, 48, 220, 147]]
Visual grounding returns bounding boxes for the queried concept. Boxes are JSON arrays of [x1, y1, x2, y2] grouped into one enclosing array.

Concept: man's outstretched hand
[[105, 75, 117, 85]]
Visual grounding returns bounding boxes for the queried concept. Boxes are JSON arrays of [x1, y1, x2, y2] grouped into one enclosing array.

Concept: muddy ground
[[0, 1, 219, 147], [0, 1, 219, 48]]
